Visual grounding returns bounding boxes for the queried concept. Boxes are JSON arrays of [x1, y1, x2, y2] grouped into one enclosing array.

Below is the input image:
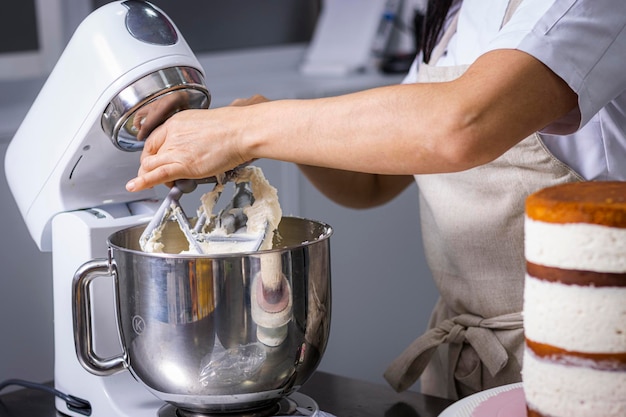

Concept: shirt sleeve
[[488, 0, 626, 132]]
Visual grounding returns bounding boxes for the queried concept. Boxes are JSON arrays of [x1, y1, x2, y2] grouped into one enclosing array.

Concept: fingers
[[126, 163, 177, 192], [126, 123, 171, 191], [139, 121, 167, 163], [126, 176, 145, 192], [126, 106, 252, 193]]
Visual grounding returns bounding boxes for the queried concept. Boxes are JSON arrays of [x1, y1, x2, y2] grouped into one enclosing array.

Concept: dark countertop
[[0, 371, 453, 417]]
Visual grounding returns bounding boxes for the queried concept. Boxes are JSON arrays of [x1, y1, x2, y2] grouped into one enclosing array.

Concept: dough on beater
[[142, 166, 282, 255], [195, 166, 282, 253], [142, 228, 165, 253], [235, 166, 282, 250]]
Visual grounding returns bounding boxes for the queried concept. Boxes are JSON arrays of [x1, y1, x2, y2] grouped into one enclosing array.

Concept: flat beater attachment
[[139, 174, 268, 254]]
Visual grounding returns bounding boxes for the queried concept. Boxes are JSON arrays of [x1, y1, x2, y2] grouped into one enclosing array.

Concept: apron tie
[[383, 312, 523, 393]]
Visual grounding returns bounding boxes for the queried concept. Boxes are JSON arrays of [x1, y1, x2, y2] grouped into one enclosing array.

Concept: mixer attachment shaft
[[139, 178, 204, 253]]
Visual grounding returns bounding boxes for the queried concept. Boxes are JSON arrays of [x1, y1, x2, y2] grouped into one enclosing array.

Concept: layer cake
[[523, 181, 626, 417]]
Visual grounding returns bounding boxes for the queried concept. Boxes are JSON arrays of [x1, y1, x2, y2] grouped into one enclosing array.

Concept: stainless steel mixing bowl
[[73, 216, 332, 415]]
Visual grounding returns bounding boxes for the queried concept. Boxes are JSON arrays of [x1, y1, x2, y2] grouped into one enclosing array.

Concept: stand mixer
[[5, 2, 332, 416]]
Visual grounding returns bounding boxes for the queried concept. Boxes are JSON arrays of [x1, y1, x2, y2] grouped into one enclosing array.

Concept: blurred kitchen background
[[0, 0, 438, 391]]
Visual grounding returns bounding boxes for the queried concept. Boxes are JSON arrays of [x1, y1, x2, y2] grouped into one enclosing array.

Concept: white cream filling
[[523, 275, 626, 352], [524, 217, 626, 273], [522, 349, 626, 417]]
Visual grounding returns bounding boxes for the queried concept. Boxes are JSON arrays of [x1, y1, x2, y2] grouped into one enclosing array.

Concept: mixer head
[[5, 0, 210, 251], [102, 1, 211, 151], [102, 66, 209, 152]]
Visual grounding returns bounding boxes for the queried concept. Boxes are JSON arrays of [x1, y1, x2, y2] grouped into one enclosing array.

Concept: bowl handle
[[72, 259, 126, 376]]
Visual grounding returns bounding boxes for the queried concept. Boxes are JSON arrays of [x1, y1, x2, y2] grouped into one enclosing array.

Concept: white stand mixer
[[4, 2, 211, 415]]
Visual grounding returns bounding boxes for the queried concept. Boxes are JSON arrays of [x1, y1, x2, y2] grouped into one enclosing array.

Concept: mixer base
[[157, 392, 318, 417]]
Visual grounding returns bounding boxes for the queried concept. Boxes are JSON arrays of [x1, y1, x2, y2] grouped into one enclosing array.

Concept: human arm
[[233, 96, 415, 209], [126, 48, 577, 192]]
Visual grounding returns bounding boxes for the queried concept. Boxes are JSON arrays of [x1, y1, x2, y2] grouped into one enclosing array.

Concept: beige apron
[[383, 0, 583, 400]]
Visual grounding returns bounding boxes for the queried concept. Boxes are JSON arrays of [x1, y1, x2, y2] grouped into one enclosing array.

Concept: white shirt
[[404, 0, 626, 180]]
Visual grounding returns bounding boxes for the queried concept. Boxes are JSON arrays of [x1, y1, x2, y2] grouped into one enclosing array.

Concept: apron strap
[[383, 312, 523, 393]]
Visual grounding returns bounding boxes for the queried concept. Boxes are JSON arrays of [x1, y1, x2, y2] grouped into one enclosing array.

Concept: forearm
[[239, 49, 578, 176], [127, 49, 577, 192], [238, 87, 450, 175]]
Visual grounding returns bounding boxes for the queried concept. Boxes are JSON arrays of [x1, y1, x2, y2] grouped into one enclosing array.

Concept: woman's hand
[[126, 95, 269, 192]]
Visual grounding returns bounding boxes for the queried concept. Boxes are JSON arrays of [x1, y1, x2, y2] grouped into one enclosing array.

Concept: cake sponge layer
[[525, 181, 626, 226]]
